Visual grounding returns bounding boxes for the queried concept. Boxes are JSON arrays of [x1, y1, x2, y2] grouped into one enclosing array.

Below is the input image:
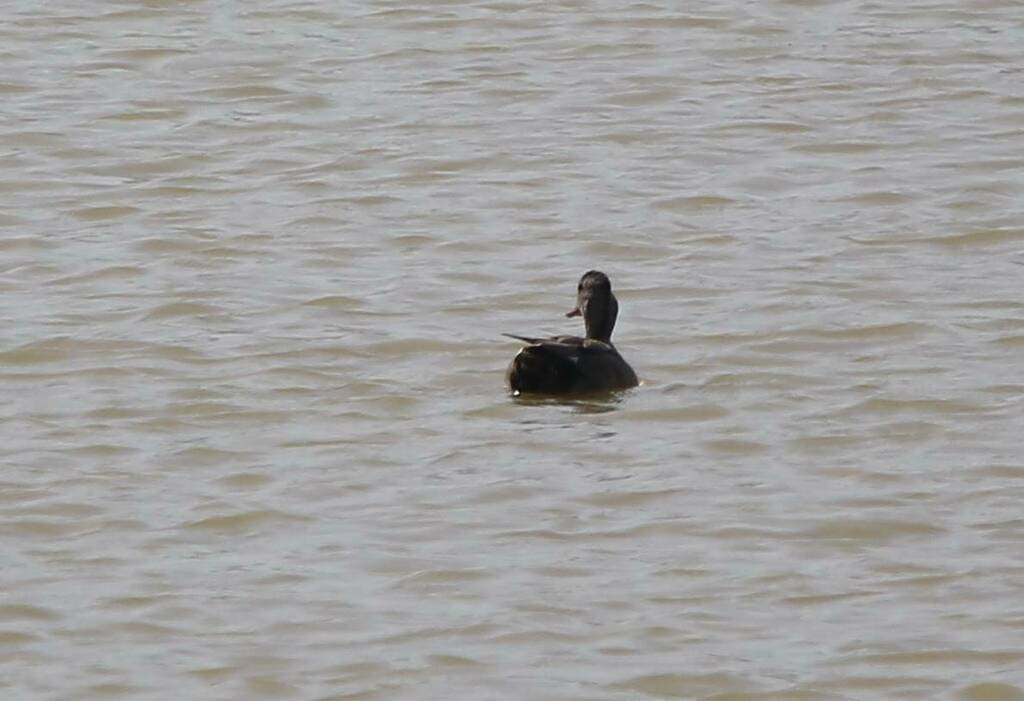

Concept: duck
[[504, 270, 639, 395]]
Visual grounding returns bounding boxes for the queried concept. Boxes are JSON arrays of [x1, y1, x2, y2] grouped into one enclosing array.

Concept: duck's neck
[[585, 293, 618, 344]]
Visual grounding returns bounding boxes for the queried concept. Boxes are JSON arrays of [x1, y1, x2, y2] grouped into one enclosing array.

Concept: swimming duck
[[505, 270, 639, 395]]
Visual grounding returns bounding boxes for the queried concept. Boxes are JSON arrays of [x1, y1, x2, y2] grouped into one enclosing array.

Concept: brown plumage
[[505, 271, 639, 395]]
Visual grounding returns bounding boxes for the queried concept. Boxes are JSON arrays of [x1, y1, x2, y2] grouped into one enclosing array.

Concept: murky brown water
[[3, 1, 1024, 699]]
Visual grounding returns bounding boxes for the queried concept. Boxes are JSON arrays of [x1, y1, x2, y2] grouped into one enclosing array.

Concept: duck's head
[[566, 270, 618, 343]]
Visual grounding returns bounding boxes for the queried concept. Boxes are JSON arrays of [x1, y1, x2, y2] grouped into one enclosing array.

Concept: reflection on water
[[3, 0, 1024, 699], [511, 393, 629, 415]]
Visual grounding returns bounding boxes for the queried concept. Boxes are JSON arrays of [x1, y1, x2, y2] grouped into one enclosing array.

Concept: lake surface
[[3, 1, 1024, 699]]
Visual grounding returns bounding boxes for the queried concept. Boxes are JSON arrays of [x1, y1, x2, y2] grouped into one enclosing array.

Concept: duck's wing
[[502, 333, 546, 345], [502, 333, 580, 344], [505, 335, 580, 394], [502, 333, 585, 361]]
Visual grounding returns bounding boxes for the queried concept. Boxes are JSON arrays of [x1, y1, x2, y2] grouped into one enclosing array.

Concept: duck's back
[[506, 336, 637, 395]]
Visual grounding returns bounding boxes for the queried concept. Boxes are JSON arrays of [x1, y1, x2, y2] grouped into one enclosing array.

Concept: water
[[3, 1, 1024, 699]]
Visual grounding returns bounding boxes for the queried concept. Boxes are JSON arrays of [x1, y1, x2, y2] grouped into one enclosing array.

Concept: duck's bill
[[566, 307, 581, 318]]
